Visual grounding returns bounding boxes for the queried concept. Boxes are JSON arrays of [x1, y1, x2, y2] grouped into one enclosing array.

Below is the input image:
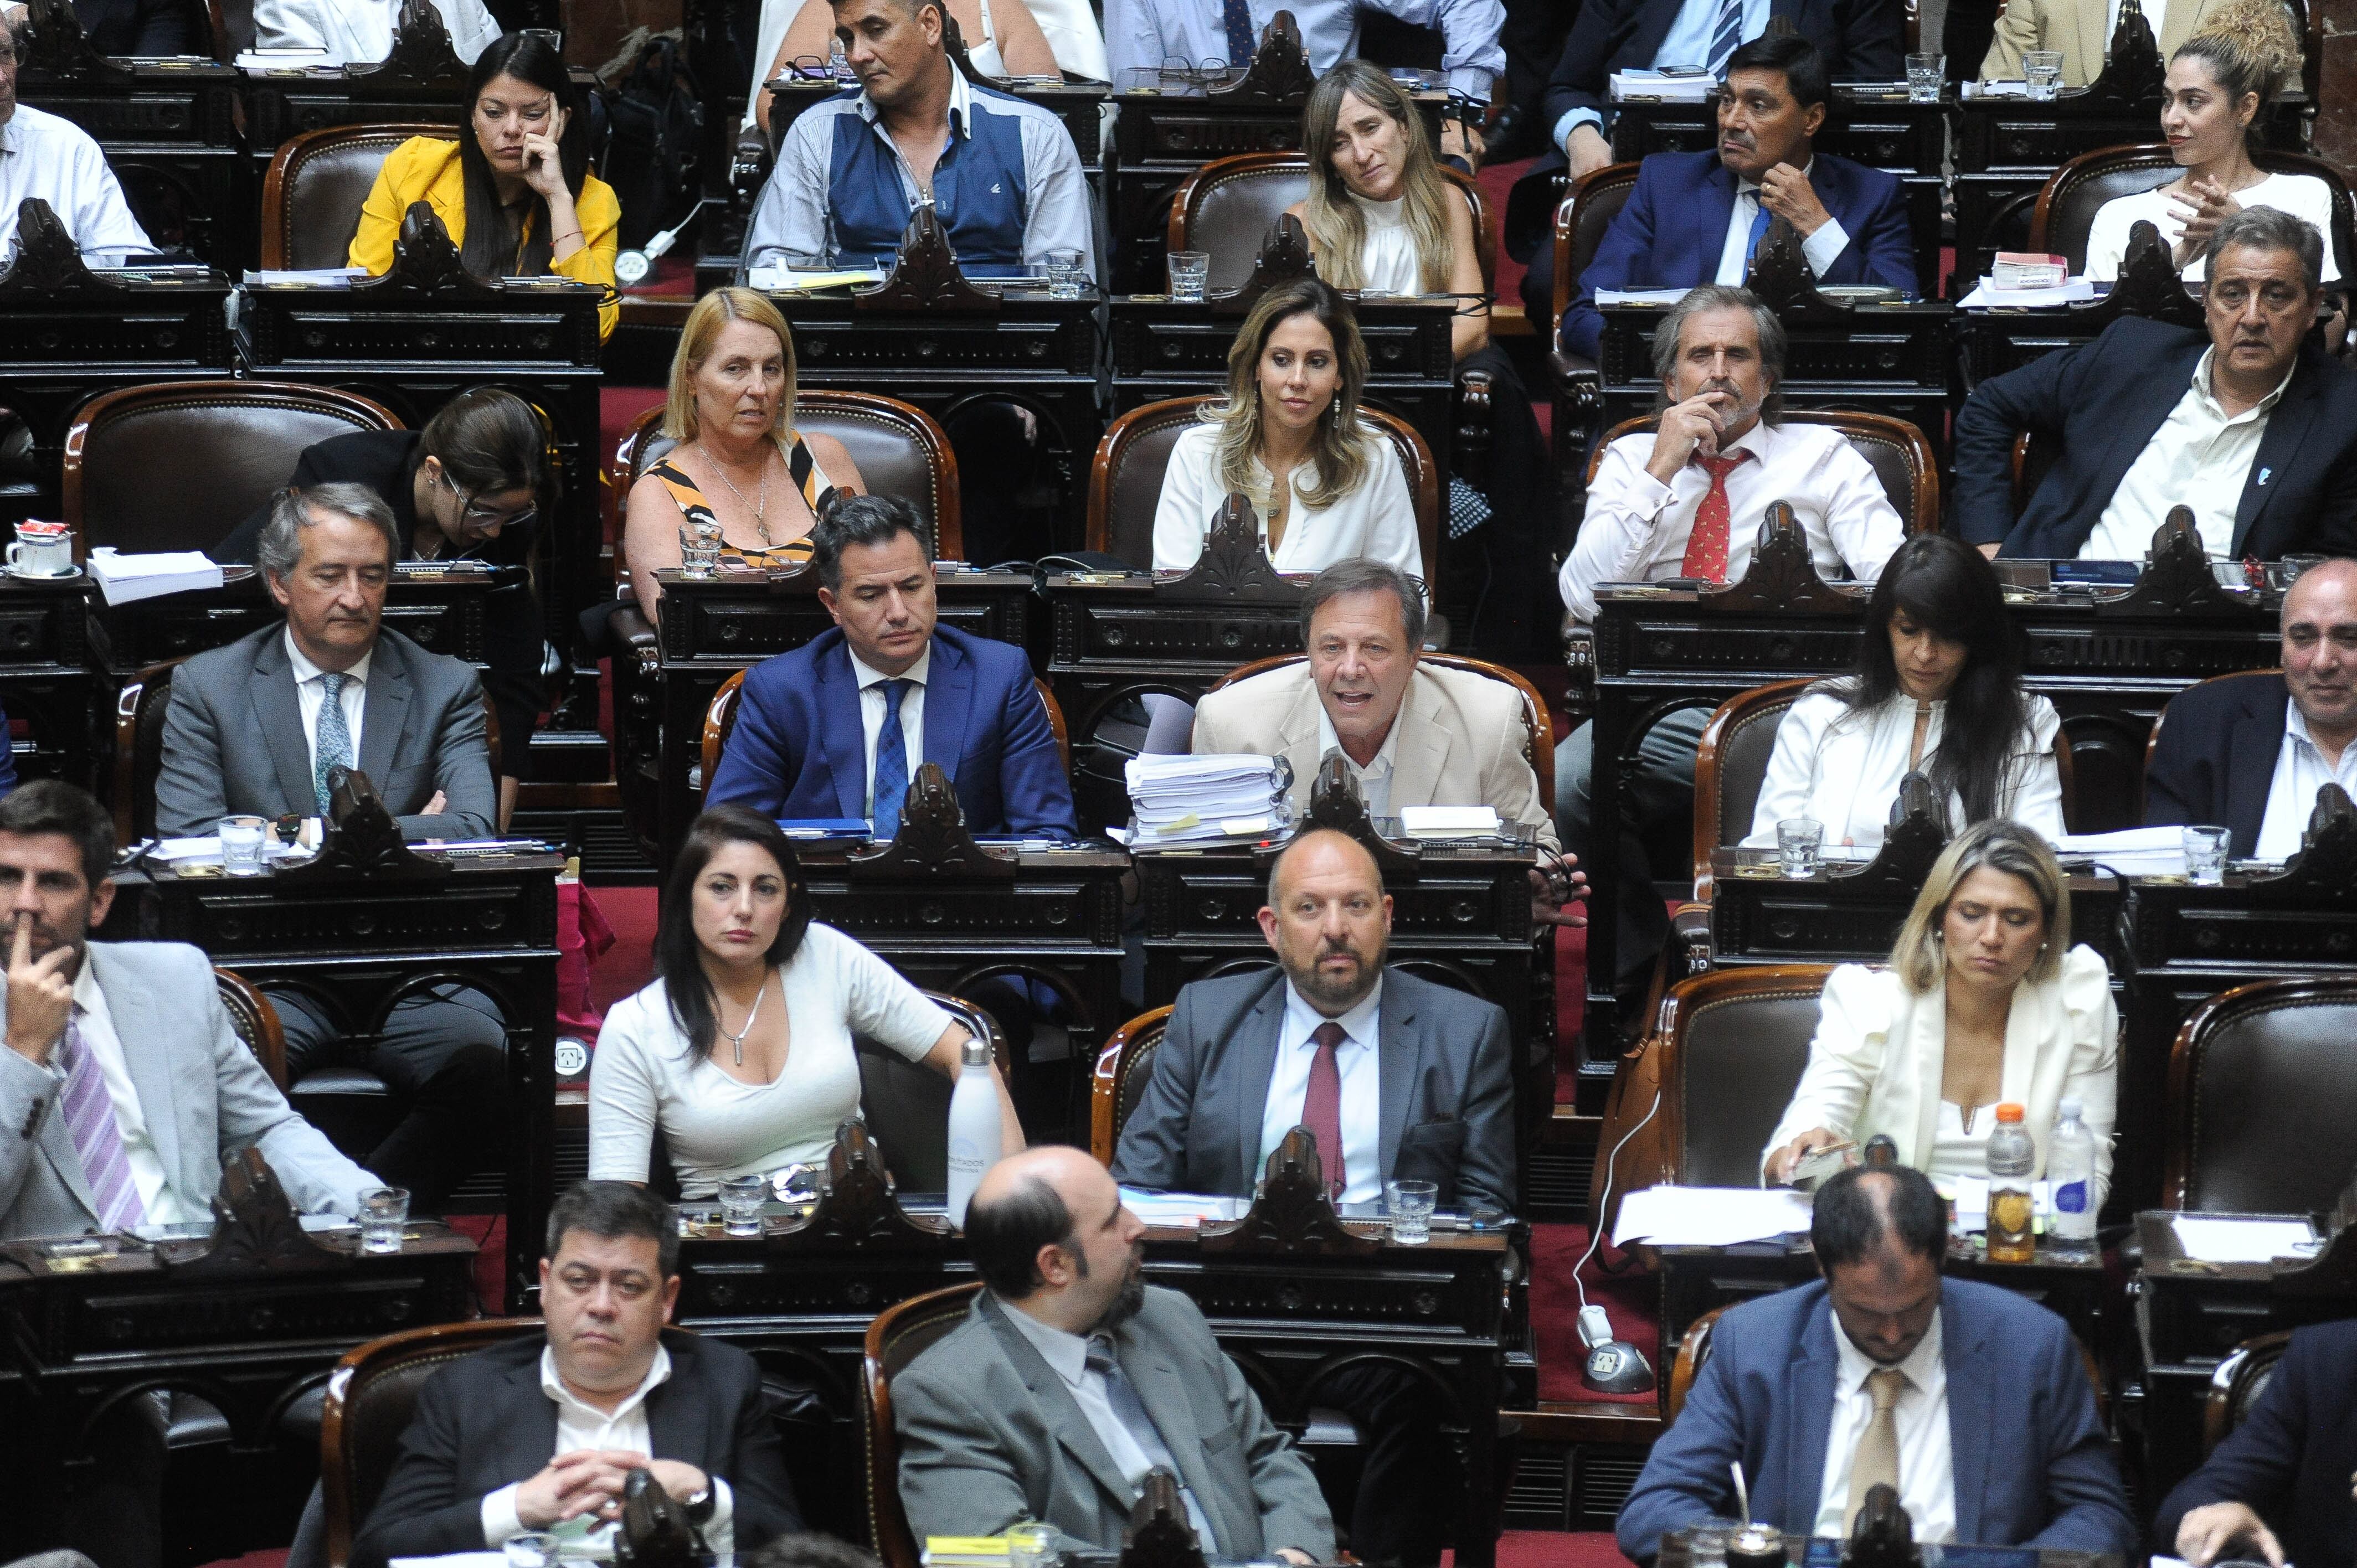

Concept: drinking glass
[[503, 1533, 557, 1568], [2024, 49, 2063, 99], [719, 1173, 769, 1236], [1385, 1178, 1438, 1244], [2281, 553, 2328, 586], [1168, 250, 1210, 303], [1043, 247, 1085, 299], [1906, 52, 1944, 102], [1006, 1523, 1062, 1568], [360, 1187, 410, 1254], [1777, 817, 1824, 878], [1684, 1518, 1751, 1568], [2183, 824, 2231, 885], [679, 519, 722, 576], [218, 815, 267, 876]]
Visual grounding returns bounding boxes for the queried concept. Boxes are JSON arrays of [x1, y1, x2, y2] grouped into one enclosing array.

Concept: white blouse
[[1150, 420, 1424, 583], [251, 0, 498, 64], [1744, 687, 2066, 849], [2083, 172, 2343, 283], [587, 922, 952, 1198], [1349, 192, 1425, 295]]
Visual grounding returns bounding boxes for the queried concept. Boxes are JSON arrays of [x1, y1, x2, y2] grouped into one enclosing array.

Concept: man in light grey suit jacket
[[152, 484, 508, 1214], [894, 1147, 1335, 1564]]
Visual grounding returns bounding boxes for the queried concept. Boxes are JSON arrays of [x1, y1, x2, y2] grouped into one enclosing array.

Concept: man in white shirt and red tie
[[1553, 282, 1906, 1004]]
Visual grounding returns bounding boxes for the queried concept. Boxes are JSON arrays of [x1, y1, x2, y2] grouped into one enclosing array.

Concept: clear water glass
[[1044, 247, 1085, 298], [1685, 1518, 1751, 1568], [360, 1187, 410, 1254], [1385, 1178, 1438, 1244], [680, 519, 722, 576], [1777, 817, 1824, 879], [1006, 1523, 1062, 1568], [503, 1533, 556, 1568], [218, 814, 267, 876], [1168, 250, 1210, 302], [2183, 824, 2231, 885], [2024, 49, 2063, 99], [719, 1173, 769, 1236], [1906, 52, 1944, 101], [2281, 553, 2328, 586]]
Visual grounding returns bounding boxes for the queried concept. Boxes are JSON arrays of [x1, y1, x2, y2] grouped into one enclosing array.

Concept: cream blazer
[[1761, 946, 2119, 1201], [1979, 0, 2236, 86]]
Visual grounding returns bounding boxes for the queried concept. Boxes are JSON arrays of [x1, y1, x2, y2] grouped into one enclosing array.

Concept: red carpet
[[1531, 1223, 1662, 1406], [1456, 1531, 1629, 1568]]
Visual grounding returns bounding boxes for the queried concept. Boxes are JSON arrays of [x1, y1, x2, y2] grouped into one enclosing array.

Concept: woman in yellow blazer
[[350, 30, 620, 342]]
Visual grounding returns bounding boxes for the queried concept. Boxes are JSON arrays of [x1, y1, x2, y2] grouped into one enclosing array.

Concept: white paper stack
[[744, 265, 888, 292], [88, 548, 223, 606], [1958, 276, 2097, 310], [2171, 1215, 2319, 1263], [1611, 70, 1716, 101], [2055, 826, 2189, 876], [1125, 752, 1289, 845], [243, 267, 366, 287], [1399, 805, 1501, 838], [1118, 1187, 1248, 1226], [1595, 286, 1694, 306], [1610, 1185, 1815, 1247]]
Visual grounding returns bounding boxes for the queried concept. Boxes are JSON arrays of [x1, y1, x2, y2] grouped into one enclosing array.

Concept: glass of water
[[1906, 52, 1944, 102], [1168, 250, 1210, 303], [1006, 1523, 1062, 1568], [2281, 553, 2328, 586], [1385, 1178, 1438, 1244], [2182, 825, 2231, 886], [1685, 1519, 1751, 1568], [1777, 817, 1824, 879], [2024, 49, 2063, 99], [1043, 247, 1086, 299], [719, 1173, 769, 1236], [360, 1187, 410, 1255], [679, 519, 723, 576], [218, 814, 268, 876], [503, 1533, 557, 1568]]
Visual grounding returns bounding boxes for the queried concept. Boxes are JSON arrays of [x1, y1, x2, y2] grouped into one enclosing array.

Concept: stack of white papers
[[1958, 277, 2098, 309], [244, 267, 365, 287], [1596, 286, 1694, 307], [1611, 70, 1716, 101], [2171, 1215, 2319, 1263], [1963, 80, 2030, 97], [1610, 1185, 1814, 1247], [2056, 826, 2188, 876], [1125, 753, 1290, 845], [1119, 1187, 1248, 1226], [1399, 806, 1500, 838], [88, 548, 222, 605]]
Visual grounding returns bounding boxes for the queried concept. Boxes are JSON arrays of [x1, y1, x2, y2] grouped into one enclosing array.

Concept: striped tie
[[1707, 0, 1748, 78], [56, 1014, 145, 1232], [315, 670, 354, 814]]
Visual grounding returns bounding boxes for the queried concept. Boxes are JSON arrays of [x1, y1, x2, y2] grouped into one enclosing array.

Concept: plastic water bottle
[[2046, 1097, 2098, 1260], [1985, 1102, 2037, 1265], [945, 1036, 1000, 1229]]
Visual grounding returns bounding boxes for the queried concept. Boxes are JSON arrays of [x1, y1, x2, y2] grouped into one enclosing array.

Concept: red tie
[[1681, 450, 1753, 581], [1301, 1021, 1346, 1201]]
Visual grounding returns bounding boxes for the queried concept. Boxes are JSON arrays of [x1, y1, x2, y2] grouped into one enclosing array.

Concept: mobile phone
[[1787, 1140, 1858, 1187], [1656, 64, 1711, 77]]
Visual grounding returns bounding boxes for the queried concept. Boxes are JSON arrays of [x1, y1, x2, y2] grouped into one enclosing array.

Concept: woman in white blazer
[[1746, 533, 2066, 850], [1763, 821, 2119, 1205]]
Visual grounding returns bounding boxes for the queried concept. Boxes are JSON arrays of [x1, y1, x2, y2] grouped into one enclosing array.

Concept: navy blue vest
[[825, 84, 1033, 269]]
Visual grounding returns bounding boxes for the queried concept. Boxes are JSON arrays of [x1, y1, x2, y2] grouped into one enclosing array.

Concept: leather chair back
[[1167, 152, 1495, 294], [1586, 410, 1942, 536], [1090, 1005, 1172, 1163], [2166, 977, 2357, 1214], [261, 123, 457, 271], [1692, 678, 1815, 896], [700, 669, 1067, 800], [65, 381, 403, 558], [2204, 1330, 2294, 1456], [2030, 145, 2357, 278], [112, 658, 184, 846], [1666, 966, 1831, 1189], [1552, 162, 1642, 323], [1666, 1304, 1727, 1426], [215, 967, 286, 1090], [321, 1318, 547, 1568], [852, 992, 1011, 1193], [863, 1283, 986, 1568]]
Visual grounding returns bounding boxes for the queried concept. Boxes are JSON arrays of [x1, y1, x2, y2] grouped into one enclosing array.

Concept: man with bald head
[[891, 1147, 1334, 1563], [1617, 1163, 2134, 1563], [2146, 557, 2357, 858]]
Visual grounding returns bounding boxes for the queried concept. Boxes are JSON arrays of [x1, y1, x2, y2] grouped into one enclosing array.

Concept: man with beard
[[892, 1147, 1335, 1562]]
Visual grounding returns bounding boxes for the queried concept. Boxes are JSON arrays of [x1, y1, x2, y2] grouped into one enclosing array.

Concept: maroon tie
[[1681, 449, 1753, 581], [1302, 1021, 1346, 1201]]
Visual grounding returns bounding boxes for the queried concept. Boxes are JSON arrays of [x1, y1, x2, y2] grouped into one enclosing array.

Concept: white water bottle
[[2046, 1096, 2098, 1258], [946, 1036, 1000, 1229]]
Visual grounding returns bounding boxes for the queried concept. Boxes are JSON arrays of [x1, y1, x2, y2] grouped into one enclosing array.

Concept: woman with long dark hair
[[588, 806, 1023, 1196], [349, 32, 621, 341], [1744, 533, 2065, 847]]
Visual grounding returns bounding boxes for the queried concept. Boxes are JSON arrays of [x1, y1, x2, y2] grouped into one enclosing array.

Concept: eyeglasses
[[439, 471, 537, 535]]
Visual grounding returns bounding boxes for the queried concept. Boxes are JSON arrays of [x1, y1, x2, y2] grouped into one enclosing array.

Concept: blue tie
[[315, 671, 354, 814], [872, 678, 912, 839], [1708, 0, 1747, 77], [1746, 195, 1774, 261], [1219, 0, 1256, 64]]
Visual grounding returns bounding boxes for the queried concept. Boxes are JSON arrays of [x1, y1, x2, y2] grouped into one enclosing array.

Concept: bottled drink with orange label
[[1985, 1102, 2037, 1264]]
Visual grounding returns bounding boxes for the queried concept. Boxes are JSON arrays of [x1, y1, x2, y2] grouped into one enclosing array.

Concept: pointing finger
[[8, 915, 26, 973]]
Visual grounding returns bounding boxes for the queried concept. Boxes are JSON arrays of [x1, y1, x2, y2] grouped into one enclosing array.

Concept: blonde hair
[[662, 286, 800, 445], [1298, 60, 1457, 296], [2173, 0, 2304, 132], [1205, 277, 1374, 510], [1887, 820, 2071, 993]]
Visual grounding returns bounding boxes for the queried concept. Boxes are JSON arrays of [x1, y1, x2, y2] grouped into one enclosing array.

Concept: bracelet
[[554, 231, 583, 244]]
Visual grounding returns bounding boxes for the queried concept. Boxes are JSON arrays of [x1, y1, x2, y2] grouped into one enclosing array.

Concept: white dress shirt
[[2083, 172, 2341, 283], [1105, 0, 1506, 100], [478, 1344, 737, 1555], [847, 645, 930, 818], [1553, 0, 1772, 149], [1810, 1310, 1957, 1544], [1257, 978, 1383, 1204], [250, 0, 499, 65], [2082, 347, 2293, 563], [55, 960, 193, 1226], [0, 105, 153, 261], [2256, 698, 2357, 859], [1152, 422, 1425, 588], [1558, 420, 1907, 625], [1712, 160, 1855, 284], [1311, 704, 1402, 818], [285, 628, 370, 785]]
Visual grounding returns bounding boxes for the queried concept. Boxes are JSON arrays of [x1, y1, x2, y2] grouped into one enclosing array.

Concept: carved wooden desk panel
[[0, 574, 100, 790], [1708, 852, 2119, 967], [88, 562, 496, 673], [17, 63, 247, 267]]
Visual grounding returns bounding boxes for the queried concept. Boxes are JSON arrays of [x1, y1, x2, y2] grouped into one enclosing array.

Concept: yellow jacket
[[349, 135, 620, 342]]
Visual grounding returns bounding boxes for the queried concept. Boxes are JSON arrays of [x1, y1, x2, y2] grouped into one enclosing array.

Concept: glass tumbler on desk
[[1906, 52, 1944, 101], [1777, 817, 1824, 878], [1044, 247, 1085, 298], [503, 1533, 556, 1568], [1168, 250, 1210, 303], [1682, 1519, 1750, 1568], [1006, 1523, 1062, 1568], [360, 1187, 410, 1254], [2183, 824, 2231, 885], [2024, 50, 2063, 98], [218, 815, 267, 876], [680, 519, 723, 576], [1385, 1178, 1438, 1244], [719, 1174, 769, 1236]]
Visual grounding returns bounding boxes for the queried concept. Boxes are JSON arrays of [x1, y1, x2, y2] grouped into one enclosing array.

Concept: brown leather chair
[[64, 381, 403, 559], [1690, 677, 1816, 900], [1166, 152, 1496, 295], [320, 1318, 547, 1568], [260, 123, 457, 272], [863, 1282, 985, 1568], [1666, 1304, 1727, 1425], [215, 966, 287, 1091], [1084, 395, 1442, 584], [2204, 1329, 2294, 1456], [699, 668, 1070, 802], [2164, 977, 2357, 1214], [1584, 410, 1944, 539], [1549, 162, 1642, 344], [1089, 1004, 1172, 1164], [2029, 144, 2357, 279]]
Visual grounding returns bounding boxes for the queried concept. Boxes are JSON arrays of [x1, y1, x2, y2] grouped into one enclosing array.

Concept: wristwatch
[[682, 1485, 717, 1527]]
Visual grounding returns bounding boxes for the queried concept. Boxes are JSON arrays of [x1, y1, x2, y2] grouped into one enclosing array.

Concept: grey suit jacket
[[0, 941, 378, 1239], [894, 1287, 1335, 1561], [155, 622, 497, 840], [1111, 966, 1517, 1214]]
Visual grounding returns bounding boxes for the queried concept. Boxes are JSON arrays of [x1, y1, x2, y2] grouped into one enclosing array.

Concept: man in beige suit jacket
[[1979, 0, 2231, 85]]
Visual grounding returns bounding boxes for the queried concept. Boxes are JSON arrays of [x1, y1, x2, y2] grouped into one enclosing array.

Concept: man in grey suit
[[893, 1146, 1335, 1564], [154, 482, 507, 1213]]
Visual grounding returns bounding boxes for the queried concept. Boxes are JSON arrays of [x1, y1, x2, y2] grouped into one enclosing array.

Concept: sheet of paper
[[1400, 806, 1500, 837], [1610, 70, 1715, 101], [1957, 277, 2098, 310], [2055, 825, 2189, 875], [1611, 1185, 1814, 1248], [1119, 1188, 1247, 1226], [1596, 287, 1692, 306], [2172, 1215, 2320, 1263]]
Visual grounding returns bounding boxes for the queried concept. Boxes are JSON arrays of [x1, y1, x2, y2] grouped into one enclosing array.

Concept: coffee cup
[[7, 522, 73, 577]]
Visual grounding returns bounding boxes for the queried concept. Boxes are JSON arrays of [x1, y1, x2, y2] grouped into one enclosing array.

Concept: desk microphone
[[1578, 1302, 1654, 1394]]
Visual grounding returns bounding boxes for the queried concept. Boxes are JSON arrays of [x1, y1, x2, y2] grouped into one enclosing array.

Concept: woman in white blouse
[[1746, 533, 2066, 850], [1762, 821, 2119, 1207], [252, 0, 499, 66], [1151, 277, 1422, 584], [590, 806, 1025, 1197]]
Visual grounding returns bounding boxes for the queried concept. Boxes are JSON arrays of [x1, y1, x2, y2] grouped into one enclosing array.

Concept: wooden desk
[[88, 559, 501, 674], [0, 572, 100, 790], [1707, 850, 2120, 970]]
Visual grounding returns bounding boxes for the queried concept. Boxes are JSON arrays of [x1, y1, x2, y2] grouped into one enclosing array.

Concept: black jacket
[[72, 0, 200, 55], [2143, 671, 2293, 858], [349, 1329, 802, 1568], [2154, 1318, 2357, 1568]]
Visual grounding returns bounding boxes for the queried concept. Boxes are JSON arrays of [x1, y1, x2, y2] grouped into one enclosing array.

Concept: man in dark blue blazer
[[1555, 35, 1916, 360], [1617, 1164, 2135, 1564], [2146, 560, 2357, 858], [1954, 207, 2357, 562], [2155, 1318, 2357, 1568], [706, 495, 1076, 839]]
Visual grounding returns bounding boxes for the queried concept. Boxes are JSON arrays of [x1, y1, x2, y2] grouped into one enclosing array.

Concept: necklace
[[717, 972, 770, 1066], [703, 446, 774, 546]]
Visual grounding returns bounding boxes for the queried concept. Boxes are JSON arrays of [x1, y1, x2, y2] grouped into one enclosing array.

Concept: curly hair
[[2172, 0, 2303, 146]]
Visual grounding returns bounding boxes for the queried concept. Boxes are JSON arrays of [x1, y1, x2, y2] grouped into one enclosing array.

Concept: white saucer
[[5, 564, 82, 581]]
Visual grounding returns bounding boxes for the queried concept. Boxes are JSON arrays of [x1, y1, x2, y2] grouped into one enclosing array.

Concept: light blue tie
[[314, 671, 354, 814], [872, 678, 912, 838], [1086, 1337, 1218, 1549], [1707, 0, 1748, 77]]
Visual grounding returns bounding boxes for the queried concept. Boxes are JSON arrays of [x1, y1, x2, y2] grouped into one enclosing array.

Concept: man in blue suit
[[1616, 1163, 2135, 1564], [2155, 1318, 2357, 1568], [706, 494, 1076, 839], [1549, 35, 1916, 359]]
